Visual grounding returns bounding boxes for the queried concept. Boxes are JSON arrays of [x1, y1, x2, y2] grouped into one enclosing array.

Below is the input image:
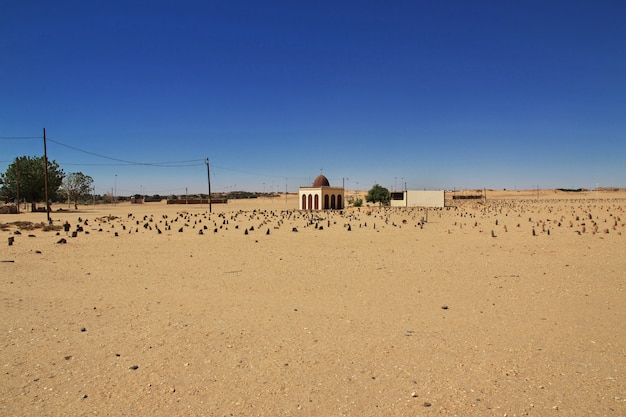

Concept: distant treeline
[[452, 195, 483, 200], [557, 188, 585, 192], [143, 196, 163, 202], [167, 198, 228, 205]]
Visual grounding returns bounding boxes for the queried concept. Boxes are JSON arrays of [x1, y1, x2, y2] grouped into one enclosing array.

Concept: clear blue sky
[[1, 0, 624, 196]]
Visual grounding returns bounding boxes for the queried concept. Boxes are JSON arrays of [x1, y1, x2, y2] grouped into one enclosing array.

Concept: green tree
[[366, 184, 390, 206], [0, 156, 64, 211], [60, 172, 94, 209]]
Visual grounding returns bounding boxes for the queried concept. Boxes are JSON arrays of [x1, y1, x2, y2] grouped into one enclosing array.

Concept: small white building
[[299, 174, 345, 210], [390, 190, 444, 208]]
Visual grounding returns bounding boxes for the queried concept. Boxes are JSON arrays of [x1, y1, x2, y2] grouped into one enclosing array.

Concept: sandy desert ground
[[1, 190, 625, 416]]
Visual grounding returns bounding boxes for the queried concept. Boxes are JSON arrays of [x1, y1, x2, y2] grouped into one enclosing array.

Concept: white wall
[[390, 190, 444, 208]]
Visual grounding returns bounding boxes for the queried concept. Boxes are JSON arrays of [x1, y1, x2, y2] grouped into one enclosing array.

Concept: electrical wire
[[0, 136, 41, 140], [2, 134, 343, 186], [47, 137, 205, 167]]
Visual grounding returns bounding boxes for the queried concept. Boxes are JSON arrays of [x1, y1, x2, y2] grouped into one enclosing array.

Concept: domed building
[[299, 174, 345, 210]]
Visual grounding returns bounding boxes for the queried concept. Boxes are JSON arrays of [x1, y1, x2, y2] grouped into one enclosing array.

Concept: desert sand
[[1, 190, 625, 416]]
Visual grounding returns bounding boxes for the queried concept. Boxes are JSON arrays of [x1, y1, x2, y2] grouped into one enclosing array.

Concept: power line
[[47, 137, 205, 167], [2, 132, 343, 188], [0, 136, 41, 140], [2, 134, 204, 166]]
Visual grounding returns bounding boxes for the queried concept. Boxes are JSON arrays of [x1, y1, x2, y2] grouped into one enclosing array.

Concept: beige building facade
[[390, 190, 445, 208], [299, 174, 345, 210]]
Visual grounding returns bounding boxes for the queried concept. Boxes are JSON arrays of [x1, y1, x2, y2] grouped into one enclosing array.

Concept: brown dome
[[312, 174, 330, 187]]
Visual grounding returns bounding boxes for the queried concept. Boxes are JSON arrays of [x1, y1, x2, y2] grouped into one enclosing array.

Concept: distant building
[[299, 174, 345, 210], [389, 190, 444, 208]]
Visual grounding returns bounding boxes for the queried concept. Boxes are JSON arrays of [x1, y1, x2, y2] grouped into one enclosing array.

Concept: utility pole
[[43, 128, 51, 224], [15, 159, 20, 214], [205, 158, 212, 213]]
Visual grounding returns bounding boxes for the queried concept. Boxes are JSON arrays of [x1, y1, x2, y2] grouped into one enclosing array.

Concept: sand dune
[[1, 190, 625, 416]]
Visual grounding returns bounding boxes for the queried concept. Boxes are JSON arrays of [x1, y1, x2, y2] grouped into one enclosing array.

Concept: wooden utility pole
[[43, 128, 51, 224], [15, 159, 20, 214], [205, 158, 212, 213]]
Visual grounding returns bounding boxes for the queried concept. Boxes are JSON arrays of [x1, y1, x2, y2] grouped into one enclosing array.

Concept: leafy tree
[[366, 184, 390, 206], [347, 195, 363, 207], [60, 172, 94, 209], [0, 156, 64, 211]]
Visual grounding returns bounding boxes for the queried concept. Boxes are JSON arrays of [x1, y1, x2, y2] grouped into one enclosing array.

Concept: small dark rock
[[129, 365, 139, 370]]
